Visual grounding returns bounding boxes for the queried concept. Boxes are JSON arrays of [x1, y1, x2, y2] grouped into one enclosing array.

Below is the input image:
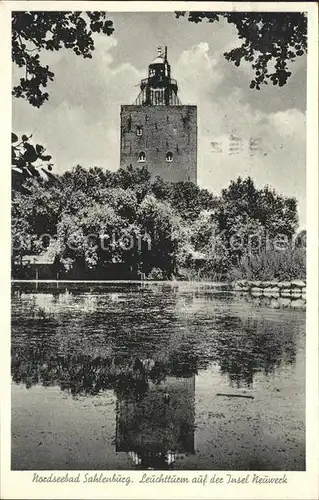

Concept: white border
[[0, 2, 318, 499]]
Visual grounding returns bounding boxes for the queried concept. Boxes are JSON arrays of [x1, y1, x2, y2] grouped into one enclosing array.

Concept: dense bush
[[230, 248, 306, 281]]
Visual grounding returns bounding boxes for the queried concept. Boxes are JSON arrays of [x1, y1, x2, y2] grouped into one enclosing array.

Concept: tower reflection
[[115, 374, 195, 469]]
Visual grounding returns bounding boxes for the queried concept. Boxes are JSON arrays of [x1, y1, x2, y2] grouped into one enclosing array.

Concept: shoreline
[[11, 278, 307, 309]]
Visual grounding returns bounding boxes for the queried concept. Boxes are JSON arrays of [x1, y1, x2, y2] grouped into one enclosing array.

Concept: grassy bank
[[176, 248, 306, 282]]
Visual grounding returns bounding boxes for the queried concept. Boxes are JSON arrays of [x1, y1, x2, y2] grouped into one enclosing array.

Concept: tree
[[115, 164, 151, 202], [215, 177, 299, 267], [12, 132, 53, 190], [220, 176, 298, 237], [137, 195, 183, 277], [151, 176, 172, 201], [169, 181, 217, 220], [11, 176, 63, 268], [11, 163, 304, 281], [12, 11, 114, 107], [57, 202, 129, 271], [176, 12, 307, 89], [11, 216, 34, 264], [104, 188, 138, 222], [12, 12, 115, 185], [184, 211, 231, 279], [12, 177, 62, 238], [59, 165, 114, 202]]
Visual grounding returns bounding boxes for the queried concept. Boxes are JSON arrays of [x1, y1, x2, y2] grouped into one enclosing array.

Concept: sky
[[12, 12, 307, 229]]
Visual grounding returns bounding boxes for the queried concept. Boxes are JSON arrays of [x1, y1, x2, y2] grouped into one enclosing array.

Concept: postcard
[[1, 2, 318, 499]]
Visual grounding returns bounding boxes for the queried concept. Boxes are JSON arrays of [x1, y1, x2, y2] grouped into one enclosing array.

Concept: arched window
[[166, 151, 173, 162], [138, 151, 146, 162], [136, 126, 143, 136]]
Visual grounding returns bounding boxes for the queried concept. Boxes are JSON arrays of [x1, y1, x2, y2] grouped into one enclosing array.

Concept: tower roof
[[150, 55, 164, 65], [150, 46, 165, 65], [133, 46, 181, 106]]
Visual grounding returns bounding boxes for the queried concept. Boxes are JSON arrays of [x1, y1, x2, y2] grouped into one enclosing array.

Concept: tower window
[[136, 126, 143, 136], [166, 151, 173, 162], [138, 151, 146, 162]]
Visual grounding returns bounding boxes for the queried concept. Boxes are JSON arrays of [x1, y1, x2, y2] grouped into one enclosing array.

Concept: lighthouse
[[120, 47, 197, 184]]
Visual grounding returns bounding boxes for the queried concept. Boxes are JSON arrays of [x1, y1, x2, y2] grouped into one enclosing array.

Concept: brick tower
[[120, 47, 197, 184]]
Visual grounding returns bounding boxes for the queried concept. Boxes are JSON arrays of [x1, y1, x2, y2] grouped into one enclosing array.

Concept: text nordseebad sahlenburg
[[32, 472, 288, 486]]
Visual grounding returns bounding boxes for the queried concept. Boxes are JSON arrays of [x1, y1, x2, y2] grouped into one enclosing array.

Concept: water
[[11, 282, 305, 471]]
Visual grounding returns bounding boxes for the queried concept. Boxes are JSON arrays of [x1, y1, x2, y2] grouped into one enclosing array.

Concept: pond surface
[[11, 282, 305, 471]]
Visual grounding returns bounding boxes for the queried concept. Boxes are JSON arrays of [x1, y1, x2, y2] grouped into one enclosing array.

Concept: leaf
[[22, 135, 29, 142], [179, 12, 306, 89], [35, 144, 44, 154], [40, 154, 52, 161], [23, 143, 38, 163], [12, 133, 18, 143]]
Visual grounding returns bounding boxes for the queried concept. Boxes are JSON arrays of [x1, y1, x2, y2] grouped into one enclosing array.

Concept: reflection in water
[[214, 315, 297, 388], [116, 375, 195, 469], [11, 283, 305, 470]]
